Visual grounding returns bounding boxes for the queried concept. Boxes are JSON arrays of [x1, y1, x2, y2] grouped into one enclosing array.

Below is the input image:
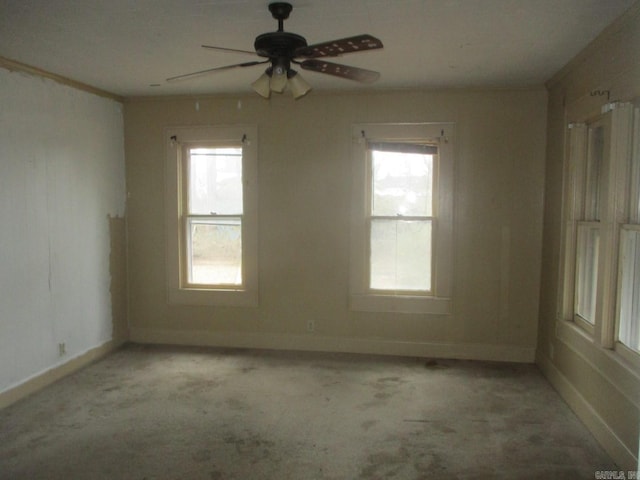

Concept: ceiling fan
[[166, 2, 384, 99]]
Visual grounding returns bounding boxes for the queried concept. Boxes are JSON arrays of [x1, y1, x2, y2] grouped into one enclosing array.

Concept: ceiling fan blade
[[299, 59, 380, 83], [166, 60, 268, 82], [201, 45, 258, 56], [295, 34, 383, 58]]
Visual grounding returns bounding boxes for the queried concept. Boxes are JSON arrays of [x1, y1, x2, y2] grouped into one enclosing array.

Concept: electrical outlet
[[306, 320, 315, 332], [58, 342, 66, 356]]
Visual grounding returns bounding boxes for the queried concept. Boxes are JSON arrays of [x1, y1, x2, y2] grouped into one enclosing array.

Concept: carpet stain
[[528, 433, 545, 446], [359, 447, 411, 479], [192, 449, 212, 462], [374, 392, 393, 400], [424, 359, 454, 370], [225, 398, 248, 411], [361, 419, 378, 431], [223, 432, 275, 458]]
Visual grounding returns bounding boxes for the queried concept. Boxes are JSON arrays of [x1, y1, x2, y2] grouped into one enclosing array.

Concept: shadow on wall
[[109, 215, 128, 341]]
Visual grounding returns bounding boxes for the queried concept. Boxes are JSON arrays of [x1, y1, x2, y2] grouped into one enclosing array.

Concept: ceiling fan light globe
[[288, 72, 312, 99], [270, 70, 287, 93], [251, 73, 271, 98]]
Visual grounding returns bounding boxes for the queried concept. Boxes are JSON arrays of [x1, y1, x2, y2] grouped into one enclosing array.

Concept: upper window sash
[[583, 121, 606, 221], [629, 106, 640, 223], [184, 145, 244, 216]]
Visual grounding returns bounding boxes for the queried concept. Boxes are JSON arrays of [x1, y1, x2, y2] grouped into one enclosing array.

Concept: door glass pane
[[575, 225, 600, 324], [618, 228, 640, 352], [370, 219, 431, 291], [189, 147, 243, 215], [371, 150, 433, 216], [188, 218, 242, 285]]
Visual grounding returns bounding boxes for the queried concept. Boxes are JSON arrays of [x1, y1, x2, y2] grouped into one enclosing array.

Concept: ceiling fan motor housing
[[254, 31, 307, 74], [254, 32, 307, 58]]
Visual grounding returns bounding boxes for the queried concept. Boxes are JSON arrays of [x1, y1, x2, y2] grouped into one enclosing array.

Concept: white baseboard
[[129, 327, 535, 363], [0, 339, 124, 410], [537, 351, 638, 471]]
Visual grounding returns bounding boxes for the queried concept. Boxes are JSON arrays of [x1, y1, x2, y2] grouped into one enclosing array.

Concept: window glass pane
[[371, 150, 433, 217], [370, 219, 431, 291], [585, 126, 604, 221], [575, 225, 600, 324], [189, 147, 243, 215], [630, 108, 640, 223], [618, 228, 640, 352], [188, 218, 242, 285]]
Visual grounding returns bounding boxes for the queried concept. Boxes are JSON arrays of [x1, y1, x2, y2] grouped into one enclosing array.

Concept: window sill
[[555, 319, 640, 382], [349, 294, 451, 314], [573, 314, 595, 336], [168, 287, 258, 307], [614, 342, 640, 372]]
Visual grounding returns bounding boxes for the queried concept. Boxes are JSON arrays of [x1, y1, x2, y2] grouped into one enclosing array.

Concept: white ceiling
[[0, 0, 636, 97]]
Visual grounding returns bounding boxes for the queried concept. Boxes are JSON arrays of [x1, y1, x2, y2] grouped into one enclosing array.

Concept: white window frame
[[165, 125, 258, 307], [350, 123, 454, 314], [558, 102, 636, 357]]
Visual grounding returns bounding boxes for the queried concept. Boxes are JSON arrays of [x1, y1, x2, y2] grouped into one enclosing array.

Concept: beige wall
[[124, 88, 546, 361], [537, 3, 640, 471]]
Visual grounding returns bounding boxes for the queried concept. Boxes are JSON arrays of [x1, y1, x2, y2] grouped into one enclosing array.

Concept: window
[[617, 105, 640, 355], [559, 102, 639, 361], [185, 147, 243, 286], [350, 123, 453, 314], [369, 143, 436, 292], [165, 125, 258, 306]]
